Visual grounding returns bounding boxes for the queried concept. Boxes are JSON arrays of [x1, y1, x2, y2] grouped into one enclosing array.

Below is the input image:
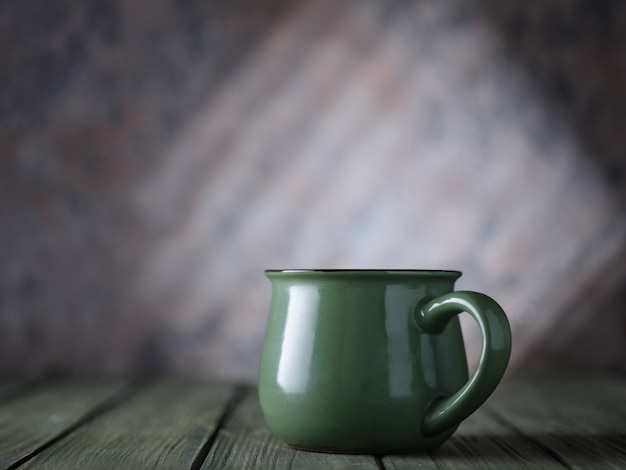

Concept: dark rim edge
[[265, 269, 462, 276]]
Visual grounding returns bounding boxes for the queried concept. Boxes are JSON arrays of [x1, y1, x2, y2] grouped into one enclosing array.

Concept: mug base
[[287, 441, 445, 455]]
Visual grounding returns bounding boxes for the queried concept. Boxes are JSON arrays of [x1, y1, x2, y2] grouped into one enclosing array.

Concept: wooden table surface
[[0, 376, 625, 469]]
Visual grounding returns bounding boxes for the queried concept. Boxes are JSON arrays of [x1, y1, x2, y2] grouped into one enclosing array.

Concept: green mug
[[258, 270, 511, 454]]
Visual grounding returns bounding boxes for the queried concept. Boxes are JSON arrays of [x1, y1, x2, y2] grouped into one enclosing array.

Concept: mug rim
[[265, 269, 462, 277]]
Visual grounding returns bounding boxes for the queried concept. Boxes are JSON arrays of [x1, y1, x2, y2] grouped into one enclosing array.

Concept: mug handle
[[416, 291, 512, 436]]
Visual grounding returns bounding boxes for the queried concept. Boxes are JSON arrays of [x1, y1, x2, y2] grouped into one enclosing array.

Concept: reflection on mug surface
[[277, 284, 320, 394]]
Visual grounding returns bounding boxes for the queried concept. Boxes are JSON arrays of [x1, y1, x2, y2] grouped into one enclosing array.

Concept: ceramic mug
[[258, 270, 511, 454]]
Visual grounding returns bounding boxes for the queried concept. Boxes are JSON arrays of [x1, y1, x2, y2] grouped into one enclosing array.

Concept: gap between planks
[[10, 380, 247, 469], [484, 376, 626, 470], [190, 384, 249, 470], [4, 377, 624, 469], [4, 380, 144, 470], [483, 404, 573, 470]]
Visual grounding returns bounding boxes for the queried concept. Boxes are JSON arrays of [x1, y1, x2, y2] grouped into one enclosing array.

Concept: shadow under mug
[[258, 270, 511, 454]]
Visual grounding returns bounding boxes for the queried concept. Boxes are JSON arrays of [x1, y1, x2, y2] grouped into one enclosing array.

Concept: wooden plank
[[20, 380, 235, 469], [0, 381, 22, 395], [383, 399, 564, 470], [0, 380, 128, 468], [0, 380, 31, 404], [487, 376, 626, 470], [201, 389, 381, 469]]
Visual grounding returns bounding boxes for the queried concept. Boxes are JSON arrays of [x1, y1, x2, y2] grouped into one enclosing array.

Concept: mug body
[[258, 270, 468, 454]]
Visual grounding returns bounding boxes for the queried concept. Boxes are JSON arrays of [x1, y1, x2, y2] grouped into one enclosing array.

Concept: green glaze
[[258, 270, 511, 454]]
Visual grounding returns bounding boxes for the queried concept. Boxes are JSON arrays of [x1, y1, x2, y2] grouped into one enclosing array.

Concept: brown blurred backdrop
[[1, 0, 625, 379]]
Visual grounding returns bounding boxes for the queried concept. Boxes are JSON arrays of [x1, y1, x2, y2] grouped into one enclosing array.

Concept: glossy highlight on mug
[[276, 284, 319, 394]]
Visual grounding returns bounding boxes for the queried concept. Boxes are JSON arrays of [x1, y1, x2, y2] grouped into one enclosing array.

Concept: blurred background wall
[[1, 0, 625, 379]]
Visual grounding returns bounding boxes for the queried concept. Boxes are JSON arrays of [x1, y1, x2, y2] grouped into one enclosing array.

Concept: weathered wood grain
[[487, 376, 626, 470], [383, 395, 565, 470], [0, 380, 128, 468], [20, 380, 235, 469], [201, 389, 380, 469], [2, 378, 624, 469]]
